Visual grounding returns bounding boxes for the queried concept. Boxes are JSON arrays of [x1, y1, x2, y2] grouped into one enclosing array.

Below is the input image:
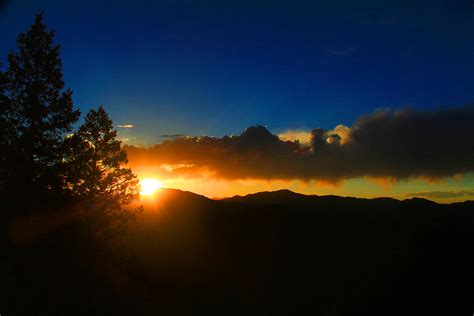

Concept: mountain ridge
[[156, 188, 472, 206]]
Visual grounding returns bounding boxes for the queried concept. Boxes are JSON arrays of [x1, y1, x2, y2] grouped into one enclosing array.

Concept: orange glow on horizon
[[131, 168, 474, 203]]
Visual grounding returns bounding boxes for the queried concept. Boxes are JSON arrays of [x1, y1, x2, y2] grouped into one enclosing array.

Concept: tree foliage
[[65, 106, 142, 231], [0, 13, 80, 196], [0, 13, 141, 229]]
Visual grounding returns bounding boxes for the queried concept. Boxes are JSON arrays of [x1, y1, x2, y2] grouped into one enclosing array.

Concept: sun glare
[[140, 178, 163, 196]]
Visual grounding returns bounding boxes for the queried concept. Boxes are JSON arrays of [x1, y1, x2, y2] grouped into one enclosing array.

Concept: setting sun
[[140, 178, 163, 196]]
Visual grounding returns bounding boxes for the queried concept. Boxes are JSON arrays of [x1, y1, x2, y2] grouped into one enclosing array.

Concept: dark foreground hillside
[[2, 189, 473, 315]]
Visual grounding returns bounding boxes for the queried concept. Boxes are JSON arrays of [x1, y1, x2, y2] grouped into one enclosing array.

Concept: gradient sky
[[1, 0, 474, 201]]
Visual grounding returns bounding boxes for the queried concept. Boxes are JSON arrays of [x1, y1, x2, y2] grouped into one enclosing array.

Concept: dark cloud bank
[[125, 106, 474, 181]]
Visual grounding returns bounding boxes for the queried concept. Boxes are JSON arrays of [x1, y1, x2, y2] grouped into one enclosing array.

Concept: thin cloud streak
[[159, 134, 185, 139]]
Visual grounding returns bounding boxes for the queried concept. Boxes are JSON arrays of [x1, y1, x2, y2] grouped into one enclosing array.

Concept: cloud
[[125, 106, 474, 181], [278, 125, 350, 147], [278, 130, 312, 146], [159, 134, 185, 141], [117, 124, 134, 128], [406, 189, 474, 199]]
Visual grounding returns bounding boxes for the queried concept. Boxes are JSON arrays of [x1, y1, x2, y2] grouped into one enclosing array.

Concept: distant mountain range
[[152, 188, 473, 209], [131, 188, 473, 314]]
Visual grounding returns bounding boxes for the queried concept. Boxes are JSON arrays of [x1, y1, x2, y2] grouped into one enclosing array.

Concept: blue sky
[[1, 0, 474, 145], [2, 0, 474, 200]]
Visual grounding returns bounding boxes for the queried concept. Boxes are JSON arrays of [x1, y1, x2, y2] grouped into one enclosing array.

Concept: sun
[[140, 178, 163, 196]]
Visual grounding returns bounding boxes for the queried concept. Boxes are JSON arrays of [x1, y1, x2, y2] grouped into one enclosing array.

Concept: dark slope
[[129, 189, 473, 314], [2, 189, 473, 315]]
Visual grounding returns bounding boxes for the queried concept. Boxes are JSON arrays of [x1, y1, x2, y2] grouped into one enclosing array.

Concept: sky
[[1, 0, 474, 201]]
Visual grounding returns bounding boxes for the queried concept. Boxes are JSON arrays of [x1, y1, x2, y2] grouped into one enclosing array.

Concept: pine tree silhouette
[[0, 13, 80, 199], [65, 106, 142, 235], [1, 14, 141, 228]]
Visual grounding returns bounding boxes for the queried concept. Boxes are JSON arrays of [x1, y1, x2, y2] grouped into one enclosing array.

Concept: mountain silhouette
[[129, 189, 473, 314]]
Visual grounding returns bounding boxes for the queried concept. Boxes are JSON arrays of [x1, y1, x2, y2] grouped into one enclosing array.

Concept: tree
[[0, 13, 80, 197], [65, 106, 141, 235]]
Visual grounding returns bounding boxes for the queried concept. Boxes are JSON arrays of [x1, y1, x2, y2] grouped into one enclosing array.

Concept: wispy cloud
[[158, 134, 186, 142], [159, 134, 185, 139], [117, 124, 134, 128]]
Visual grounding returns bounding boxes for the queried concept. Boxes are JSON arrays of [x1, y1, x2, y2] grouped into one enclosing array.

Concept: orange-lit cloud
[[125, 106, 474, 182], [278, 125, 351, 147], [278, 130, 312, 146]]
